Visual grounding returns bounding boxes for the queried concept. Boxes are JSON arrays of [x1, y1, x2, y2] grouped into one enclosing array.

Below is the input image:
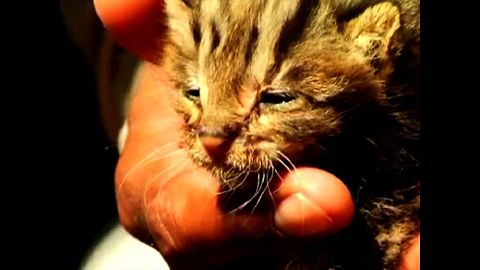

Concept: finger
[[93, 0, 166, 63], [398, 234, 420, 270], [275, 167, 355, 237]]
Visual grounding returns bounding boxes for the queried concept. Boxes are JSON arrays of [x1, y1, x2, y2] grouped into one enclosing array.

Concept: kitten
[[161, 0, 419, 269]]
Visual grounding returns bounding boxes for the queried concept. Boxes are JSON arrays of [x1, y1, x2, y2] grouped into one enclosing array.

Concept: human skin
[[93, 0, 420, 269]]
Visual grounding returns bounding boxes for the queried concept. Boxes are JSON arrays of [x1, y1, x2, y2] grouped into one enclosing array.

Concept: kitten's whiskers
[[118, 142, 179, 192], [217, 170, 250, 195], [227, 172, 263, 214], [250, 170, 269, 215], [266, 161, 278, 208], [143, 157, 188, 208]]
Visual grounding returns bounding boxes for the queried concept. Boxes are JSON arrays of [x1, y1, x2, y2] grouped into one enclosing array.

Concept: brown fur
[[160, 0, 420, 269]]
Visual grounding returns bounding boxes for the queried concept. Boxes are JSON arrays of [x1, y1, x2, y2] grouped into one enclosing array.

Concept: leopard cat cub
[[161, 0, 420, 269]]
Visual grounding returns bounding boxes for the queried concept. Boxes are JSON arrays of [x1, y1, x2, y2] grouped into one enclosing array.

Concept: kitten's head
[[162, 0, 403, 187]]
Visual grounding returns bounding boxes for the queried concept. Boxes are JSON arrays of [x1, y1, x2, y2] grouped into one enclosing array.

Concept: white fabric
[[81, 224, 170, 270]]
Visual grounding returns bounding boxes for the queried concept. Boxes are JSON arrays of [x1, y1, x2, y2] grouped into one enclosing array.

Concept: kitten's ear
[[342, 2, 401, 78]]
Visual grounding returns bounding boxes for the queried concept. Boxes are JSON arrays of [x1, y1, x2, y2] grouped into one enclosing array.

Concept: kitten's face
[[162, 0, 399, 184]]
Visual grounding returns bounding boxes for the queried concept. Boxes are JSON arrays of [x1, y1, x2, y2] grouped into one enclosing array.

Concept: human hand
[[93, 0, 419, 269], [111, 59, 354, 268]]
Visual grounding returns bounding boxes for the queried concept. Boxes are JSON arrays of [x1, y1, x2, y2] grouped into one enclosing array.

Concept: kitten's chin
[[184, 143, 281, 210]]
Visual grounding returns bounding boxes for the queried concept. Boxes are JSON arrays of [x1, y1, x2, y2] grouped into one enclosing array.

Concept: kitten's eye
[[185, 87, 200, 101], [259, 91, 296, 106]]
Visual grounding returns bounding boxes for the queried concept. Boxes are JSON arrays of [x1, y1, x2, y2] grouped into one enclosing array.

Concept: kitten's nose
[[198, 125, 237, 157], [199, 135, 227, 156], [198, 122, 240, 157]]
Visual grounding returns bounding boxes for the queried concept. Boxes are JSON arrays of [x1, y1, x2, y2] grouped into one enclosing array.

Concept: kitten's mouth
[[184, 135, 306, 213], [216, 167, 282, 214], [187, 146, 282, 213]]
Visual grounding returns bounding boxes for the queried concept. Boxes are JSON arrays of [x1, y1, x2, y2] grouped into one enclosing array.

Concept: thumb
[[274, 167, 355, 237]]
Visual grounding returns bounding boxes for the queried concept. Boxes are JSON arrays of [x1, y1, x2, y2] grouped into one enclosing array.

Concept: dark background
[[53, 4, 119, 270], [5, 2, 120, 269]]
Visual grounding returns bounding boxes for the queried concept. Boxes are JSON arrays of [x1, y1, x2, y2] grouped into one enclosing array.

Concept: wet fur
[[160, 0, 419, 269]]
